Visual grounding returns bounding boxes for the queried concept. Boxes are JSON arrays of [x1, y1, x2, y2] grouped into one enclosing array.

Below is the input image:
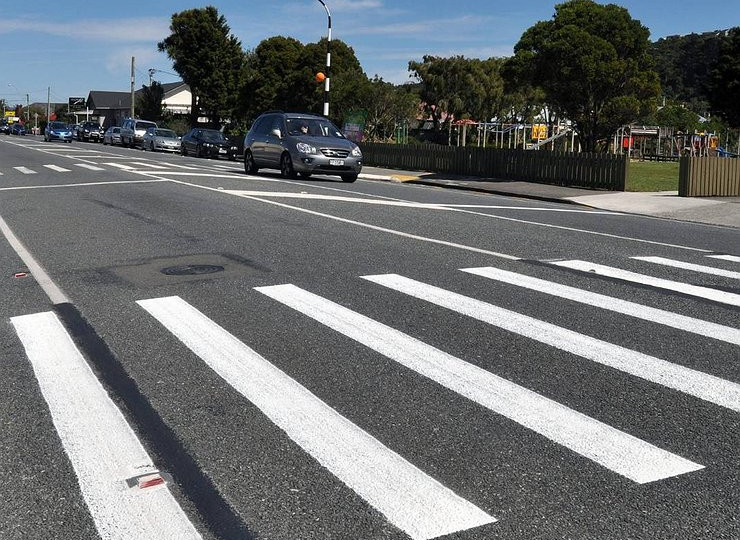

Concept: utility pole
[[26, 94, 29, 124], [315, 0, 332, 117], [130, 56, 135, 118], [46, 87, 50, 122]]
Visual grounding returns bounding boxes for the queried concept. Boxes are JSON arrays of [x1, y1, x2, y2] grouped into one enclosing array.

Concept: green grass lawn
[[627, 161, 679, 192]]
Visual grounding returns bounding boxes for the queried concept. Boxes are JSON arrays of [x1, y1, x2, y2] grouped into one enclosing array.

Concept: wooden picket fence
[[679, 156, 740, 197], [359, 143, 628, 191]]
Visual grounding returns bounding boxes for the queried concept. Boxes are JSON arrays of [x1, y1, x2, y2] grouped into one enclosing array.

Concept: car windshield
[[286, 118, 344, 138], [135, 122, 156, 131], [202, 130, 225, 141], [155, 129, 177, 138], [49, 122, 67, 129]]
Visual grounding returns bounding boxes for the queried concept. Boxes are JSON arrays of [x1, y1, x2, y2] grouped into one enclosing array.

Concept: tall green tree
[[158, 6, 245, 127], [137, 82, 164, 122], [360, 77, 420, 141], [506, 0, 660, 151], [710, 27, 740, 127]]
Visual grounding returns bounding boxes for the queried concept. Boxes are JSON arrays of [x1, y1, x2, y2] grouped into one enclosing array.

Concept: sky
[[0, 0, 737, 107]]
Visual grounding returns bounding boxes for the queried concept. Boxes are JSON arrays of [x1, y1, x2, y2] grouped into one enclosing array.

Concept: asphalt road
[[0, 135, 738, 540]]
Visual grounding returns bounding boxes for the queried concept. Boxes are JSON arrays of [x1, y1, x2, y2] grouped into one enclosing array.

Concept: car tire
[[244, 151, 259, 175], [341, 174, 358, 183], [280, 153, 297, 179], [299, 172, 312, 179], [151, 142, 156, 152], [182, 145, 188, 156]]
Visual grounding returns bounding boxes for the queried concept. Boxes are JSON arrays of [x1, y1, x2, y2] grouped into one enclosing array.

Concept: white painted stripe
[[130, 162, 167, 169], [0, 214, 69, 304], [163, 163, 201, 170], [43, 164, 71, 172], [223, 191, 452, 209], [632, 256, 740, 280], [554, 260, 740, 307], [138, 296, 494, 539], [0, 171, 3, 175], [13, 166, 36, 174], [442, 204, 619, 214], [462, 267, 740, 346], [104, 162, 135, 170], [11, 312, 201, 540], [707, 254, 740, 264], [0, 179, 167, 192], [363, 274, 740, 413], [75, 163, 105, 171], [255, 284, 703, 484]]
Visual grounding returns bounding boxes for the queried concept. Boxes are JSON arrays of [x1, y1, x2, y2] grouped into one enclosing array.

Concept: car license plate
[[329, 159, 344, 166]]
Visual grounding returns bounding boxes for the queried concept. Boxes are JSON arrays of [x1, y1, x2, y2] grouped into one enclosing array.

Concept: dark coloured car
[[243, 112, 362, 182], [77, 121, 104, 142], [44, 121, 73, 143], [226, 134, 244, 161], [0, 121, 10, 135], [181, 128, 230, 158], [10, 123, 27, 136]]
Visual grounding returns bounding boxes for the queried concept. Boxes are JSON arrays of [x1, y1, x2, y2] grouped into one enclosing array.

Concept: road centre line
[[11, 311, 202, 540], [554, 260, 740, 307], [0, 179, 168, 192], [462, 266, 740, 346], [631, 256, 740, 280], [256, 283, 704, 484], [363, 273, 740, 413], [138, 295, 495, 540]]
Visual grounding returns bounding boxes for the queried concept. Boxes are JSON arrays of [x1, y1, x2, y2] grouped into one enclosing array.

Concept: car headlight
[[296, 142, 317, 154], [351, 146, 362, 157]]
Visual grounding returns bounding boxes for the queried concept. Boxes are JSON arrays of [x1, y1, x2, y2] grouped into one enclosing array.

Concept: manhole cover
[[160, 264, 225, 276]]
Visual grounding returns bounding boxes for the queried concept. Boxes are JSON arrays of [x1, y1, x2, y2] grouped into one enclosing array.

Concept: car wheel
[[244, 151, 259, 174], [280, 153, 297, 179], [299, 172, 312, 179], [182, 145, 188, 156], [196, 145, 204, 158], [341, 174, 358, 183], [151, 142, 156, 152]]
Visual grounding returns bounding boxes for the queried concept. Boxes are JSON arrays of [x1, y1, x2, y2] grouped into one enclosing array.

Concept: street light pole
[[315, 0, 332, 117]]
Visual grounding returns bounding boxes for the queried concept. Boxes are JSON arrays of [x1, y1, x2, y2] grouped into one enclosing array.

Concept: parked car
[[0, 121, 10, 135], [226, 133, 244, 161], [120, 118, 157, 148], [44, 121, 73, 143], [180, 128, 231, 158], [10, 123, 27, 136], [142, 127, 181, 152], [243, 112, 362, 182], [103, 126, 121, 145], [76, 121, 104, 142]]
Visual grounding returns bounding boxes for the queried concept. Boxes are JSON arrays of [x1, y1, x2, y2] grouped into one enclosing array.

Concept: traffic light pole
[[315, 0, 331, 118]]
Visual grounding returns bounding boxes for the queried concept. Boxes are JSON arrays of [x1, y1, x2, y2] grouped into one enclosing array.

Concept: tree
[[506, 0, 660, 152], [137, 82, 164, 122], [710, 27, 740, 127], [360, 77, 420, 141], [158, 6, 245, 127]]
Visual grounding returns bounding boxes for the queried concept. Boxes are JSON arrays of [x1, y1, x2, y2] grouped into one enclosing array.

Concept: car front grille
[[320, 148, 350, 158]]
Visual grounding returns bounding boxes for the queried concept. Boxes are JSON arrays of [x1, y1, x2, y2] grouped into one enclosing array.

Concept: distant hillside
[[650, 28, 735, 114]]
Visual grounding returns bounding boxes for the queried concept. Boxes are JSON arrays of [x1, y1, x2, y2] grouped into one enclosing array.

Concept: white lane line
[[362, 274, 740, 414], [462, 266, 740, 346], [104, 162, 136, 170], [631, 256, 740, 280], [223, 190, 452, 209], [0, 214, 69, 303], [138, 296, 494, 540], [707, 254, 740, 264], [0, 179, 168, 192], [441, 205, 620, 214], [130, 162, 168, 169], [162, 163, 201, 170], [75, 163, 105, 171], [554, 260, 740, 308], [43, 164, 71, 172], [255, 284, 703, 484], [13, 166, 36, 174], [11, 312, 201, 540]]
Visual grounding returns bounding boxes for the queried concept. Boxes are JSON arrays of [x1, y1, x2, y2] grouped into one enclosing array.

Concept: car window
[[202, 130, 226, 142], [269, 118, 283, 137], [135, 121, 157, 131], [49, 122, 66, 129], [255, 115, 275, 136], [155, 129, 177, 138], [286, 117, 344, 138]]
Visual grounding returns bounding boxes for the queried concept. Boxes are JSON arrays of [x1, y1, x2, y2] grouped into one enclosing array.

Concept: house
[[85, 82, 192, 128]]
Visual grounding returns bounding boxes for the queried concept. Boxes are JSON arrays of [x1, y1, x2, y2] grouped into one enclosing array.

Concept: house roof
[[87, 82, 190, 111]]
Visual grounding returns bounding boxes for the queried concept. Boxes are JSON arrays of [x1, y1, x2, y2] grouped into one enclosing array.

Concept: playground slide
[[717, 147, 740, 158]]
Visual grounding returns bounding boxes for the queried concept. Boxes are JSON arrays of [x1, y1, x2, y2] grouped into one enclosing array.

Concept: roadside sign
[[69, 97, 86, 110], [531, 124, 547, 140]]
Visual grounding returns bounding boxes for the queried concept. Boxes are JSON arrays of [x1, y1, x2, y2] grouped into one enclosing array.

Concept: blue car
[[10, 123, 27, 136], [44, 121, 73, 143]]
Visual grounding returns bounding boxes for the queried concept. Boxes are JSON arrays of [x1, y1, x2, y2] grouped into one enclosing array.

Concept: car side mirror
[[271, 128, 282, 139]]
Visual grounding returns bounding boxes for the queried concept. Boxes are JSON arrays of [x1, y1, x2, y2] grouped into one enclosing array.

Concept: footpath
[[359, 166, 740, 229]]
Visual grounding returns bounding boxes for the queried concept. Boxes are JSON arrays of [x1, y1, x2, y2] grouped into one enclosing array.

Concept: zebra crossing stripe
[[11, 311, 201, 540], [363, 274, 740, 414], [130, 162, 167, 169], [631, 256, 740, 280], [256, 284, 704, 484], [104, 162, 135, 170], [13, 167, 36, 174], [137, 296, 495, 540], [43, 164, 71, 172], [462, 266, 740, 346], [75, 163, 105, 171], [707, 254, 740, 264], [553, 260, 740, 307]]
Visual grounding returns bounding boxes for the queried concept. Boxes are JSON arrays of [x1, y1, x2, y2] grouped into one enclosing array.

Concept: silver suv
[[243, 112, 362, 182], [120, 118, 158, 148]]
